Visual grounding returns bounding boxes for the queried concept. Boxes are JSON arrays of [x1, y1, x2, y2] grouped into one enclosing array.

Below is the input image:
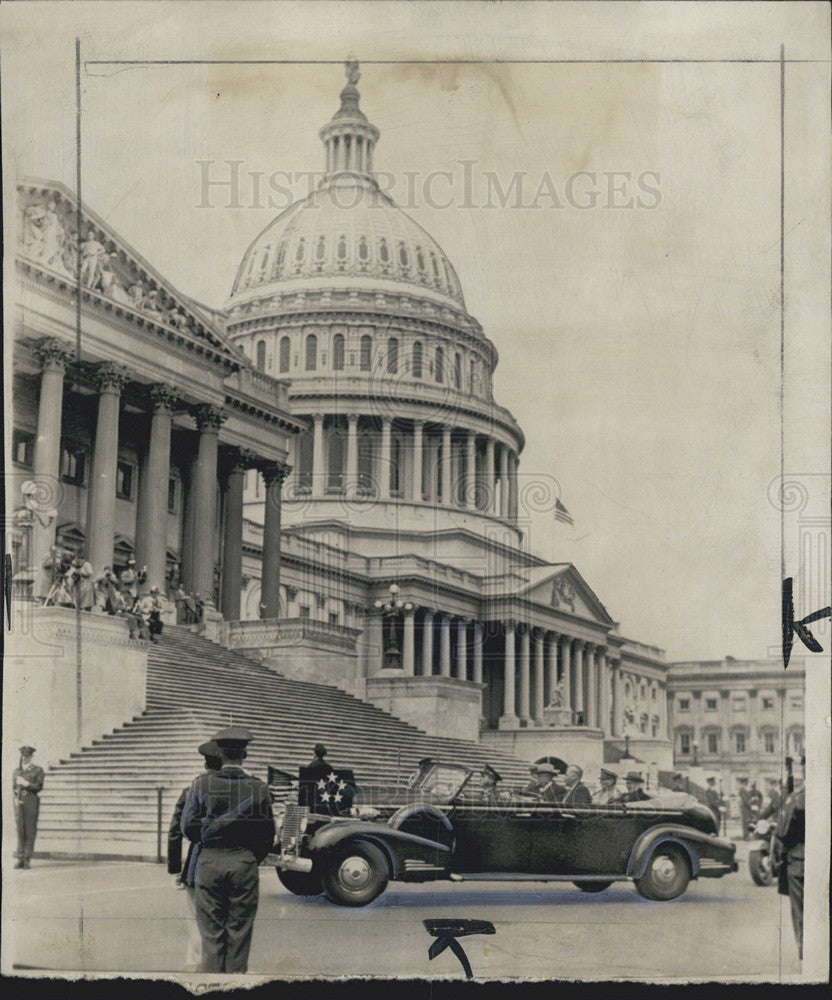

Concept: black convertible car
[[268, 760, 737, 906]]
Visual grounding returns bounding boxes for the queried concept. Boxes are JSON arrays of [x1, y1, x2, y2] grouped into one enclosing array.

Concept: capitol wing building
[[10, 65, 671, 780]]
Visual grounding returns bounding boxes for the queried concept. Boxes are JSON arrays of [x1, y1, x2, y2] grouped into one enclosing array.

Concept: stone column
[[585, 645, 597, 727], [441, 425, 452, 505], [455, 619, 467, 680], [379, 417, 391, 499], [499, 444, 509, 518], [412, 420, 424, 502], [220, 454, 246, 620], [312, 414, 326, 498], [573, 640, 585, 723], [472, 621, 483, 685], [485, 438, 496, 513], [136, 384, 177, 589], [439, 615, 451, 677], [561, 636, 573, 717], [518, 626, 531, 724], [465, 430, 477, 509], [546, 631, 560, 703], [500, 620, 517, 726], [421, 608, 434, 675], [190, 404, 225, 604], [260, 460, 291, 619], [533, 629, 545, 725], [345, 413, 359, 496], [31, 339, 72, 574], [86, 363, 130, 572], [402, 607, 416, 676]]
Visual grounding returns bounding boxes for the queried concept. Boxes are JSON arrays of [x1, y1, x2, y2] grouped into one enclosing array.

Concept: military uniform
[[180, 727, 275, 974], [13, 748, 44, 867], [776, 785, 805, 960]]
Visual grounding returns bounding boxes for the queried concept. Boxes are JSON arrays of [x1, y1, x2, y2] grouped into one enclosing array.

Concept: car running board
[[448, 873, 622, 883]]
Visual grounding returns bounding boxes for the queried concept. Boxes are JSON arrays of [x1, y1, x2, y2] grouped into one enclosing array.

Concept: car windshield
[[412, 764, 470, 801]]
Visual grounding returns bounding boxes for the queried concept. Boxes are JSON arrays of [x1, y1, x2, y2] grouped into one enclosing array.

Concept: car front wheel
[[277, 867, 323, 896], [322, 840, 389, 906], [634, 844, 691, 901]]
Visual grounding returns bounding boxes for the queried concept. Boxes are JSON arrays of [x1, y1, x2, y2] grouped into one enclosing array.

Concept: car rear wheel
[[748, 849, 773, 887], [573, 880, 613, 893], [634, 844, 691, 901], [322, 840, 389, 907], [277, 867, 323, 896]]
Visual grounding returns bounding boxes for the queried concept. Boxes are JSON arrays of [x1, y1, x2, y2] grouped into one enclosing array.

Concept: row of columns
[[305, 413, 519, 518], [29, 339, 290, 620]]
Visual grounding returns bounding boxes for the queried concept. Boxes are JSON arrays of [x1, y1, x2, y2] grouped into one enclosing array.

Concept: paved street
[[3, 843, 802, 982]]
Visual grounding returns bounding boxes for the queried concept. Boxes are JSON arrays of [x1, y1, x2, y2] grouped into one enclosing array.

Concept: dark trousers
[[194, 846, 260, 973], [16, 794, 39, 860], [787, 855, 804, 960]]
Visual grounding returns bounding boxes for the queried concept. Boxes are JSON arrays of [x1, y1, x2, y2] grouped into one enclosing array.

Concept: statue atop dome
[[345, 58, 361, 87]]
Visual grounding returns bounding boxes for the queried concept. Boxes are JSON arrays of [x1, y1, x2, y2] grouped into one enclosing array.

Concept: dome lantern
[[319, 58, 380, 182]]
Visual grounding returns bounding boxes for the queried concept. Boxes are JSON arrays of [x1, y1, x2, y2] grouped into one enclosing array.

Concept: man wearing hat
[[13, 746, 44, 869], [168, 740, 222, 971], [597, 768, 620, 805], [180, 726, 275, 974], [615, 771, 652, 803]]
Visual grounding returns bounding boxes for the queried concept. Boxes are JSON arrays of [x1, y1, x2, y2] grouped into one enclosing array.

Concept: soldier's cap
[[211, 725, 254, 747], [482, 764, 502, 782], [531, 762, 556, 775], [197, 740, 221, 757], [599, 768, 617, 781], [624, 771, 644, 783], [19, 746, 36, 756]]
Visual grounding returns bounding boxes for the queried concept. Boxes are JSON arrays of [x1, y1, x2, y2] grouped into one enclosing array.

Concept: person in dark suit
[[561, 764, 592, 806], [180, 726, 275, 974], [13, 746, 44, 869], [614, 771, 652, 803], [168, 740, 222, 972]]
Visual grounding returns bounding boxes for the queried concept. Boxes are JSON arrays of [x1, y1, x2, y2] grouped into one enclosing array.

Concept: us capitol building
[[10, 63, 671, 775]]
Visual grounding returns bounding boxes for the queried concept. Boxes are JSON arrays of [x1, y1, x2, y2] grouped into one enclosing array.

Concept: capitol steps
[[35, 626, 533, 860]]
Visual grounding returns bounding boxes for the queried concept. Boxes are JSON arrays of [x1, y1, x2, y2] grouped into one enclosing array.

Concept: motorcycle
[[748, 818, 778, 886]]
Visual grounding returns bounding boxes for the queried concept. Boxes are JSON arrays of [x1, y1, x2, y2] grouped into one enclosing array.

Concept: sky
[[2, 1, 829, 662]]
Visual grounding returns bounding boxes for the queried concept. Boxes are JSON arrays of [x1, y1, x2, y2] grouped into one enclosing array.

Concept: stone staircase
[[36, 626, 533, 859]]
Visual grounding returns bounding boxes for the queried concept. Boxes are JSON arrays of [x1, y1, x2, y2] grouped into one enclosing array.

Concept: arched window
[[332, 333, 345, 371], [279, 336, 290, 373], [412, 341, 423, 379], [255, 340, 266, 372], [305, 333, 317, 371], [435, 345, 444, 383], [453, 353, 461, 389], [360, 334, 372, 371], [387, 337, 398, 374]]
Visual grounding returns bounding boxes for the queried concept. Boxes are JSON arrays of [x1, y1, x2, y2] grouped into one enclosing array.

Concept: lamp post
[[374, 584, 413, 669]]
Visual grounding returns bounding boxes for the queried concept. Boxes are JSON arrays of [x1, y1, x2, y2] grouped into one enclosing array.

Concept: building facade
[[10, 63, 672, 774]]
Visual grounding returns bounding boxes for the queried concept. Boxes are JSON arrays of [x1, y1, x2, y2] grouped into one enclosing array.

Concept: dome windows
[[279, 336, 291, 373]]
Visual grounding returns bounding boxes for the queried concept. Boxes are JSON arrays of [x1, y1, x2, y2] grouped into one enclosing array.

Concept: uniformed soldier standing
[[776, 759, 805, 961], [168, 740, 222, 971], [180, 726, 275, 974], [13, 746, 44, 868]]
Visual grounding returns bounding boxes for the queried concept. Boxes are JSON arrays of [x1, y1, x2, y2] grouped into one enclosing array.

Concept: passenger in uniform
[[614, 771, 652, 803], [596, 768, 620, 804], [13, 746, 44, 868], [776, 758, 805, 961], [180, 726, 275, 974], [168, 740, 222, 972]]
